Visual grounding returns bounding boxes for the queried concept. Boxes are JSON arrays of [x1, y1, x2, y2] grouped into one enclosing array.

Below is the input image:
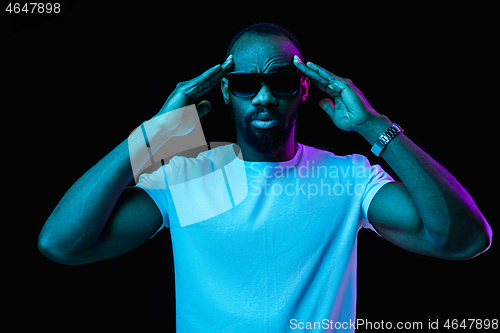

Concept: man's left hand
[[294, 55, 380, 134]]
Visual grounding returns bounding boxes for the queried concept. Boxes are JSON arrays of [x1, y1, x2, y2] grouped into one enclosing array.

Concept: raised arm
[[38, 56, 234, 265], [294, 56, 492, 260]]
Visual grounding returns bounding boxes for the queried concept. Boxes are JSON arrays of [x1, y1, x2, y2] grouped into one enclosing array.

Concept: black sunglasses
[[226, 71, 303, 98]]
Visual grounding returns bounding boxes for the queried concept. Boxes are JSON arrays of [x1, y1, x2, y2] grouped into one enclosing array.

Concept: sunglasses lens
[[227, 72, 302, 98], [228, 74, 260, 98], [269, 73, 301, 96]]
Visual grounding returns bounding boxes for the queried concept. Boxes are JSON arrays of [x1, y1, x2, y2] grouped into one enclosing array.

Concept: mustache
[[246, 107, 282, 120]]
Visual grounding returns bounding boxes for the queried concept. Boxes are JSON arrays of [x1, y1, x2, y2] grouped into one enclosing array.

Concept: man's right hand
[[152, 55, 234, 137]]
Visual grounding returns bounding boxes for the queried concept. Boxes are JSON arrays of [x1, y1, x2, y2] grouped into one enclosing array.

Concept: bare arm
[[38, 56, 234, 265], [38, 137, 163, 265], [362, 116, 491, 260], [294, 56, 492, 260]]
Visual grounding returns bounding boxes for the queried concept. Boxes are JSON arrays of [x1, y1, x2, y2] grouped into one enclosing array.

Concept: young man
[[39, 23, 492, 332]]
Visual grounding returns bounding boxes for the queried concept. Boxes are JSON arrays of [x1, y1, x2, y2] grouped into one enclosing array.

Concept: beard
[[228, 104, 299, 156]]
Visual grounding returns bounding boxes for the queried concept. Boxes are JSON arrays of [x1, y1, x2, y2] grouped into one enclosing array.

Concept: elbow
[[444, 218, 493, 261], [38, 231, 79, 265], [38, 234, 66, 264], [465, 219, 493, 259], [453, 235, 491, 260]]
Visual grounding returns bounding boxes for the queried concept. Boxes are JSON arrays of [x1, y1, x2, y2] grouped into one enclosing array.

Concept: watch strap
[[371, 123, 404, 156]]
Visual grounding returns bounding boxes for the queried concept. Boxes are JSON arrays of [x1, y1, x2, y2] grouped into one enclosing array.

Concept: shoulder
[[138, 143, 235, 188], [169, 143, 235, 172]]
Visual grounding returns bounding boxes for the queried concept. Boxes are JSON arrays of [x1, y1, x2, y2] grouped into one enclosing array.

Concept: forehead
[[231, 34, 300, 73]]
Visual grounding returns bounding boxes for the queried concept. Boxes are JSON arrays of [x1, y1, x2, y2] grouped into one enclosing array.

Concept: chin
[[227, 104, 298, 156], [245, 123, 294, 156]]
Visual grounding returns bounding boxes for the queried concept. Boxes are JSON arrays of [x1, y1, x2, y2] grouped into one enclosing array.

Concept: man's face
[[222, 34, 309, 156]]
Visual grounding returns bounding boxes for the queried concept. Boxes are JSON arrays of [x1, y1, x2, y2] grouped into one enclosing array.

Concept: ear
[[300, 77, 310, 102], [221, 77, 231, 105]]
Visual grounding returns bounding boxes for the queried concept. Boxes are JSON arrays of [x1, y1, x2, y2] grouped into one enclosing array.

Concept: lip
[[251, 111, 278, 120], [251, 119, 280, 129]]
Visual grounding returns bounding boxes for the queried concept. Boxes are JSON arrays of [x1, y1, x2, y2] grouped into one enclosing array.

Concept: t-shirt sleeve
[[135, 165, 172, 236], [357, 155, 395, 234]]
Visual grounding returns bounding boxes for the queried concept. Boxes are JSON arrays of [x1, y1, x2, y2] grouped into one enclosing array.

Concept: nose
[[252, 82, 278, 106]]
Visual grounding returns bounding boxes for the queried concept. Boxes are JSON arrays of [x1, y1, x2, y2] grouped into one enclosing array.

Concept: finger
[[190, 55, 234, 97], [221, 54, 234, 75], [186, 55, 233, 99], [200, 54, 233, 83], [195, 63, 223, 84], [307, 61, 349, 97], [306, 61, 336, 81], [294, 56, 327, 84], [294, 56, 326, 83], [197, 100, 212, 118], [205, 54, 234, 87], [294, 56, 335, 94], [319, 98, 335, 116]]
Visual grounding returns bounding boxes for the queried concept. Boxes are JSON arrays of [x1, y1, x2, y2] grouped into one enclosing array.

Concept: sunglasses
[[226, 71, 303, 98]]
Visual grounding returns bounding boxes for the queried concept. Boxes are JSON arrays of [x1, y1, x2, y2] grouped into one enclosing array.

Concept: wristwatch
[[371, 123, 404, 157]]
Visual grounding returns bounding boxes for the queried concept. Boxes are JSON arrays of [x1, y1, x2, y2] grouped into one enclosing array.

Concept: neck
[[234, 130, 297, 162]]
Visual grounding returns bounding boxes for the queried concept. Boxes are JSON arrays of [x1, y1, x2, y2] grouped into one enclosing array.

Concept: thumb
[[319, 98, 335, 117], [197, 100, 212, 118]]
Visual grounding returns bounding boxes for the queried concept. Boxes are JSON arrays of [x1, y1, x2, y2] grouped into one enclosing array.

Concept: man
[[39, 23, 492, 332]]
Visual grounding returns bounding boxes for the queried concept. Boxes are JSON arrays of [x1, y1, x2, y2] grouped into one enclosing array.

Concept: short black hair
[[226, 22, 303, 59]]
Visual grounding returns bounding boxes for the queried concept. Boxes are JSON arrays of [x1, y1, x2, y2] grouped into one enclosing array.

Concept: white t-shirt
[[136, 143, 394, 332]]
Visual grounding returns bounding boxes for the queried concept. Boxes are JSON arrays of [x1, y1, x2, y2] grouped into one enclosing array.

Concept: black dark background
[[3, 2, 498, 332]]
